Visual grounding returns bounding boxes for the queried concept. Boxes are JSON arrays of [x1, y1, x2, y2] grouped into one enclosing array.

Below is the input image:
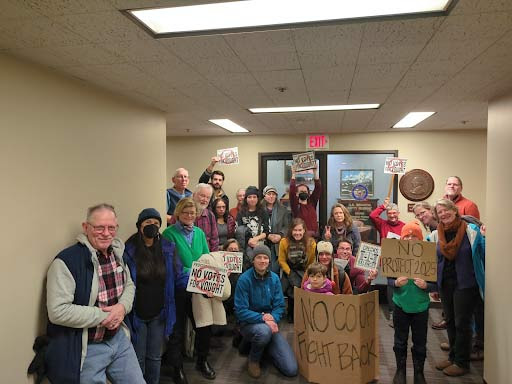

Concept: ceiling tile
[[22, 0, 115, 16], [252, 70, 309, 105], [352, 62, 410, 90], [99, 39, 176, 63], [55, 11, 149, 43], [341, 110, 377, 132], [303, 65, 355, 93], [142, 59, 205, 88]]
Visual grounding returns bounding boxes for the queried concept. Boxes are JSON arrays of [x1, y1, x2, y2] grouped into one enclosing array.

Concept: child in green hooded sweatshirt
[[389, 221, 436, 384]]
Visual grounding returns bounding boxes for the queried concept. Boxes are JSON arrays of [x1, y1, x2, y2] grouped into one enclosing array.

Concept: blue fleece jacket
[[234, 268, 285, 324]]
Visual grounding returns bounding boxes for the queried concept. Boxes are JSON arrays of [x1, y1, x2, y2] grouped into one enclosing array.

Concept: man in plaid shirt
[[46, 204, 144, 383]]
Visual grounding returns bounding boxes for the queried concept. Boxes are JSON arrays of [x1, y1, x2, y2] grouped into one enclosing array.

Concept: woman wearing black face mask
[[123, 208, 189, 384]]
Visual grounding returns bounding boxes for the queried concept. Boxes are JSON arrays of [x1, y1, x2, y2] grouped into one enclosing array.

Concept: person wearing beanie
[[234, 244, 298, 379], [262, 185, 291, 274], [124, 208, 189, 384], [289, 163, 322, 237], [278, 218, 316, 322], [235, 186, 270, 270], [388, 220, 435, 384], [370, 196, 406, 328]]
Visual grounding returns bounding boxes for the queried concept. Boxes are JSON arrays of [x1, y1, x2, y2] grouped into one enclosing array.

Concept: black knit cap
[[136, 208, 162, 228], [245, 185, 260, 199]]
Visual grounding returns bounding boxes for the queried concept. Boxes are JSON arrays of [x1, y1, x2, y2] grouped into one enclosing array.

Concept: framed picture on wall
[[340, 169, 374, 197]]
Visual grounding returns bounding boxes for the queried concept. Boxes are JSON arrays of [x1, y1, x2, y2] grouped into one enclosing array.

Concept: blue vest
[[45, 243, 93, 384]]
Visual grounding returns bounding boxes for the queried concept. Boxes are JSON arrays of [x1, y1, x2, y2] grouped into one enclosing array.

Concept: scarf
[[177, 220, 194, 234], [437, 217, 467, 261]]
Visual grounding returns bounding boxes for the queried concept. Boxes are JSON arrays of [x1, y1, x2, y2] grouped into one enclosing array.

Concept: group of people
[[42, 151, 485, 384]]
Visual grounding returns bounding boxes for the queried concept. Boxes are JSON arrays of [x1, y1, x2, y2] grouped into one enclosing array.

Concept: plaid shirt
[[88, 250, 125, 342], [195, 208, 219, 251]]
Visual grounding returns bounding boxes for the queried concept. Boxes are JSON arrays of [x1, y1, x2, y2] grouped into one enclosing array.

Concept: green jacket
[[162, 225, 209, 272]]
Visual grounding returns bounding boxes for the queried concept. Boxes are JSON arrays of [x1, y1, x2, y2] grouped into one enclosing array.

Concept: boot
[[287, 298, 294, 323], [172, 365, 188, 384], [196, 357, 216, 380], [392, 354, 406, 384], [413, 359, 427, 384]]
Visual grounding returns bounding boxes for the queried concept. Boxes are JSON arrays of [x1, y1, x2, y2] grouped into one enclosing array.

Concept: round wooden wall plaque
[[399, 169, 435, 202]]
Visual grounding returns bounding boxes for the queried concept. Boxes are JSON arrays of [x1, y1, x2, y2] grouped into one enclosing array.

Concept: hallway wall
[[0, 54, 167, 383]]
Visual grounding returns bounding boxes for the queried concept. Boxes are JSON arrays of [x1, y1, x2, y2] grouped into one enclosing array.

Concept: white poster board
[[217, 147, 239, 165], [211, 251, 243, 274], [355, 242, 381, 271], [186, 261, 227, 297], [384, 157, 407, 174]]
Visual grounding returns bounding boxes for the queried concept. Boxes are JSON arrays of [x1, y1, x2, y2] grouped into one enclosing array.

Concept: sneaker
[[440, 342, 450, 351], [431, 319, 447, 330], [435, 360, 453, 371], [443, 363, 468, 377], [248, 360, 261, 378]]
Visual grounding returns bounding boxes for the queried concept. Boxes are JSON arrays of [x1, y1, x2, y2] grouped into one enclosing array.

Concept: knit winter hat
[[136, 208, 162, 228], [263, 185, 278, 195], [245, 185, 260, 198], [251, 244, 271, 261], [401, 221, 423, 240], [316, 241, 333, 254]]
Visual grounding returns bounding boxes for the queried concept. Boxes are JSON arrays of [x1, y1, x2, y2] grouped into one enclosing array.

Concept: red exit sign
[[306, 134, 329, 150]]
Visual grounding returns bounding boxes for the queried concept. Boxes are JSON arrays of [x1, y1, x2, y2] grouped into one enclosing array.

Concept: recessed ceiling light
[[127, 0, 452, 36], [209, 119, 250, 133], [392, 112, 436, 128], [249, 104, 380, 113]]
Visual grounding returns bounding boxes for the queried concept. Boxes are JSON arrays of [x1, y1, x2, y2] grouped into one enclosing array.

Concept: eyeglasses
[[87, 223, 118, 234], [180, 211, 196, 217]]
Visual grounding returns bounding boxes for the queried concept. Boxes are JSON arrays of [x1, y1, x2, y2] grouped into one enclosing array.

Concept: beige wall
[[167, 130, 487, 223], [485, 92, 512, 383], [0, 54, 166, 383]]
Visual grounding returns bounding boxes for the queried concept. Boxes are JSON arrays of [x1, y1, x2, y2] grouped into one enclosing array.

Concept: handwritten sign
[[294, 288, 379, 384], [211, 251, 243, 274], [355, 242, 381, 271], [217, 147, 239, 165], [186, 261, 227, 297], [384, 157, 407, 174], [380, 239, 437, 281], [293, 151, 316, 172]]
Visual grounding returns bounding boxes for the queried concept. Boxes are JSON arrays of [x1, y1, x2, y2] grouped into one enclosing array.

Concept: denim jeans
[[240, 323, 298, 377], [80, 330, 146, 383], [441, 277, 480, 369], [134, 316, 165, 384], [393, 306, 428, 362]]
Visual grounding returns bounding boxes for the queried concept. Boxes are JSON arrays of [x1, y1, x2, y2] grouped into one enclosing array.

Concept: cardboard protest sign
[[355, 242, 381, 271], [380, 238, 437, 281], [217, 147, 239, 165], [384, 157, 407, 174], [211, 251, 243, 274], [186, 261, 227, 297], [293, 151, 316, 172], [294, 288, 379, 384]]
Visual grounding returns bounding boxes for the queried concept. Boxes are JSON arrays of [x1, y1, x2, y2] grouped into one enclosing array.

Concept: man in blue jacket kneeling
[[234, 244, 298, 379]]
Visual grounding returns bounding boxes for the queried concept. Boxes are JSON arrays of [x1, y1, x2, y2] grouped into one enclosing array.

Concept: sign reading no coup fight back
[[380, 238, 437, 281], [294, 288, 379, 384]]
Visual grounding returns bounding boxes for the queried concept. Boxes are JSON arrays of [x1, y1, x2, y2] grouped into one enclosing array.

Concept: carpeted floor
[[160, 305, 484, 383]]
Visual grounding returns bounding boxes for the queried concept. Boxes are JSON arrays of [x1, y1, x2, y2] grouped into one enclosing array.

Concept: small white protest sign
[[186, 261, 227, 297], [384, 157, 407, 174], [355, 242, 381, 271]]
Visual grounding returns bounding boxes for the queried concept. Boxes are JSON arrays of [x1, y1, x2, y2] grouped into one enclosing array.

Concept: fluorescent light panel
[[209, 119, 249, 133], [128, 0, 452, 35], [249, 104, 380, 113], [392, 112, 436, 128]]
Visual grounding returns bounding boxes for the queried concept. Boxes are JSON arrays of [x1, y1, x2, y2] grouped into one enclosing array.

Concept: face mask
[[142, 224, 160, 239], [298, 192, 309, 201]]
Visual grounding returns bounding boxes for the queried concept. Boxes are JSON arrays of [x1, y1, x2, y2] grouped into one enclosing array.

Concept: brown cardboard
[[380, 238, 437, 281], [294, 288, 379, 384]]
